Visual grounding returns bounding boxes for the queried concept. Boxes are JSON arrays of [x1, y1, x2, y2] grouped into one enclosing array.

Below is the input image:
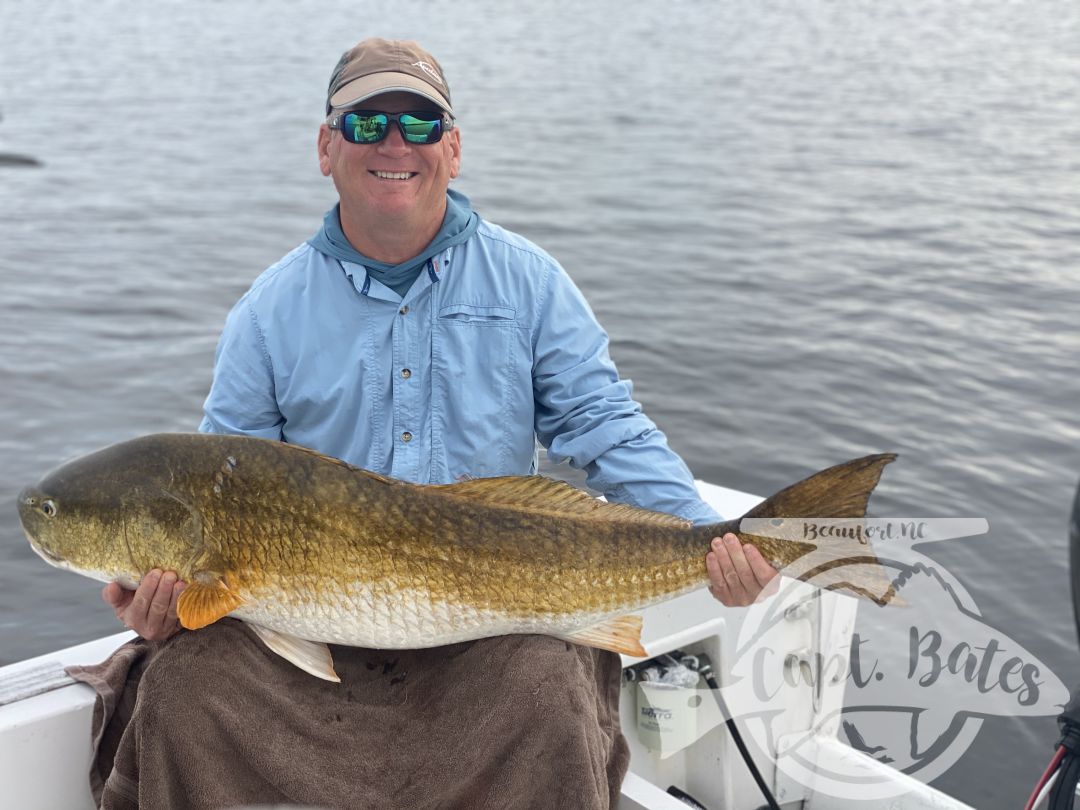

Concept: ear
[[446, 127, 462, 179], [317, 124, 333, 177]]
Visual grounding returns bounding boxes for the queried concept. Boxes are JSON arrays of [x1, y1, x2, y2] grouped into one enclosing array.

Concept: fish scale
[[18, 433, 898, 681]]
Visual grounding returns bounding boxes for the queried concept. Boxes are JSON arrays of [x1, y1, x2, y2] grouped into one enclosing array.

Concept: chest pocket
[[437, 303, 516, 325], [432, 301, 531, 479]]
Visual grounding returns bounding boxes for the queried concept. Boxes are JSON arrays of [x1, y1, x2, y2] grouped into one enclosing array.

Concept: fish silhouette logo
[[641, 519, 1068, 799], [760, 560, 1065, 798]]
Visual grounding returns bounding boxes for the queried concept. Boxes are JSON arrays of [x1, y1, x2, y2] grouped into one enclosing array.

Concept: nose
[[376, 123, 411, 156]]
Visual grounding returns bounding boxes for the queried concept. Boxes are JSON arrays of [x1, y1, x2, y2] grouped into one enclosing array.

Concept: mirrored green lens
[[338, 111, 444, 144], [400, 114, 442, 144], [343, 113, 388, 144]]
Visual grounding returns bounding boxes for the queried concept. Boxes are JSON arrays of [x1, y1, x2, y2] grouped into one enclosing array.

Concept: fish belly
[[228, 583, 640, 649]]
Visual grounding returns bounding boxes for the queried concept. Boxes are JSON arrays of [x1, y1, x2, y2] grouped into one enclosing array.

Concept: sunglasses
[[328, 110, 454, 145]]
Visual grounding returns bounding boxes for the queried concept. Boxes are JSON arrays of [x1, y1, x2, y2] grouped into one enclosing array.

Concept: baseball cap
[[326, 38, 453, 116]]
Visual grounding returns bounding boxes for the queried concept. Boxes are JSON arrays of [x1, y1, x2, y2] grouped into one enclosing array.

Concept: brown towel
[[70, 619, 629, 809], [67, 637, 161, 807]]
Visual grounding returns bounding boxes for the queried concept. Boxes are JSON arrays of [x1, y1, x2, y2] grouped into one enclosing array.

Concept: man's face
[[317, 91, 461, 228]]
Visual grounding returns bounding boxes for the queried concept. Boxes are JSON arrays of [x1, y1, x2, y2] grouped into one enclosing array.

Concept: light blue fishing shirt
[[199, 216, 722, 525]]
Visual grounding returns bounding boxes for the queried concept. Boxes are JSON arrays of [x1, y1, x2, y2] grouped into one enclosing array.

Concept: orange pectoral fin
[[559, 615, 647, 657], [177, 579, 244, 630]]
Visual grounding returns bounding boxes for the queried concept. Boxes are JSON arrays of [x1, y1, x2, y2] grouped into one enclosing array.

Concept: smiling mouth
[[371, 170, 417, 181]]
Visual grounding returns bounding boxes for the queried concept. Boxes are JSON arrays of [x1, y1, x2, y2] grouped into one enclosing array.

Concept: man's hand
[[102, 569, 187, 641], [706, 534, 779, 607]]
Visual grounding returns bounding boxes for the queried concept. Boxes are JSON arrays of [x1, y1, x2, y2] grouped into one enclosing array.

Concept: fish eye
[[41, 499, 57, 518]]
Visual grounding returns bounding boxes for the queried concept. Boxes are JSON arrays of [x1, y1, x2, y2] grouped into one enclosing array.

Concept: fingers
[[166, 579, 186, 627], [744, 543, 781, 599], [705, 548, 733, 603], [144, 571, 178, 638], [707, 535, 780, 607], [743, 543, 779, 585], [102, 581, 134, 621], [102, 581, 126, 608], [126, 570, 160, 625], [145, 571, 175, 630], [714, 535, 753, 605], [120, 570, 186, 641]]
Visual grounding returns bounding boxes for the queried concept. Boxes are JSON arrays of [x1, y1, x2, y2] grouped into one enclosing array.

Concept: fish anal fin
[[433, 476, 689, 527], [247, 624, 340, 683], [176, 578, 243, 630], [559, 615, 646, 657]]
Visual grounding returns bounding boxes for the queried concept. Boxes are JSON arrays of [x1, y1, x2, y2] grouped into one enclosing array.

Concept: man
[[101, 38, 777, 808]]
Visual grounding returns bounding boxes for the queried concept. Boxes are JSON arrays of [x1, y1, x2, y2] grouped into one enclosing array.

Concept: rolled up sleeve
[[531, 264, 721, 524], [199, 297, 285, 440]]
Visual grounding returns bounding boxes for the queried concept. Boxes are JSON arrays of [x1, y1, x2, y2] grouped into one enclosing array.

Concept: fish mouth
[[28, 540, 68, 570]]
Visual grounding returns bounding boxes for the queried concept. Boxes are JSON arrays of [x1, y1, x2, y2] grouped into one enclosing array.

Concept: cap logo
[[411, 60, 444, 85]]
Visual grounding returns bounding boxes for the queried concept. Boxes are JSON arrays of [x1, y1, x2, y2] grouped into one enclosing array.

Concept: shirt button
[[401, 431, 413, 442], [401, 368, 412, 379], [399, 305, 409, 315]]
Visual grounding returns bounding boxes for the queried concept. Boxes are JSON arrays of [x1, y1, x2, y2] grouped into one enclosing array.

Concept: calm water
[[2, 1, 1079, 806]]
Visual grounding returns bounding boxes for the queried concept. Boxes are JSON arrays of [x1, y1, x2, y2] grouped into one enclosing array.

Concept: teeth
[[374, 171, 413, 180]]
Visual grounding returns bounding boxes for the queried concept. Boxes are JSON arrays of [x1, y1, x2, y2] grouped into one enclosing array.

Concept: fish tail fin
[[737, 454, 901, 606], [744, 453, 898, 521]]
